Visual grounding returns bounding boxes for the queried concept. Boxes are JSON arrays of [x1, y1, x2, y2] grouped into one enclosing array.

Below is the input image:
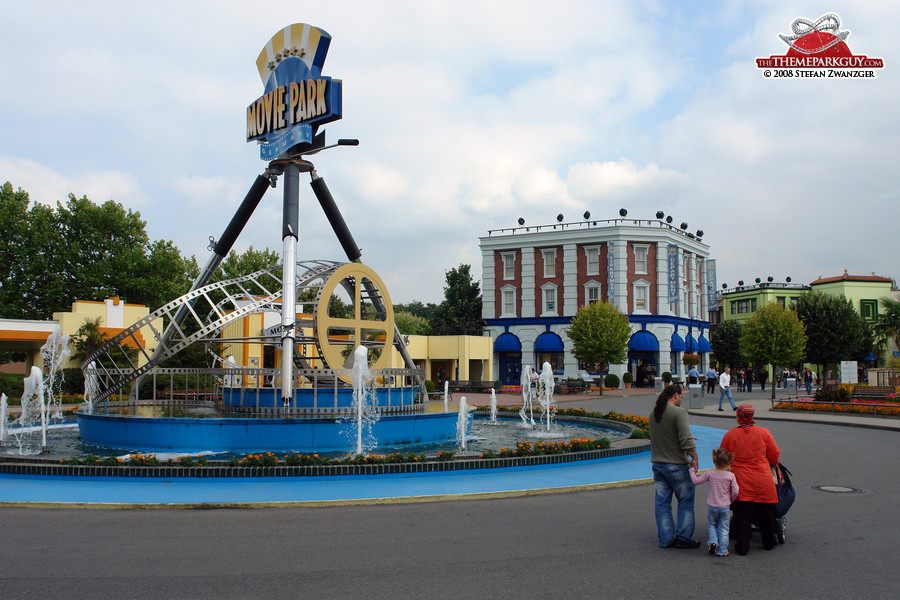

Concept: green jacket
[[648, 403, 696, 464]]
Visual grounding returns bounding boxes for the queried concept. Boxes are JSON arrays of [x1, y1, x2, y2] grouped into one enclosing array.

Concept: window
[[861, 299, 878, 321], [501, 286, 517, 317], [542, 284, 558, 315], [585, 246, 600, 276], [730, 299, 757, 314], [502, 252, 516, 280], [633, 245, 649, 274], [585, 282, 601, 305], [542, 249, 556, 278], [777, 296, 786, 309], [632, 280, 650, 313]]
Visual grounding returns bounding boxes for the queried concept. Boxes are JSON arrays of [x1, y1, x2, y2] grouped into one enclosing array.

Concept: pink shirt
[[690, 467, 739, 507]]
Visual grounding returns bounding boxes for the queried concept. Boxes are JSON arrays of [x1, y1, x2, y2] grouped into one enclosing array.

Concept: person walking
[[804, 367, 813, 396], [649, 385, 700, 549], [690, 449, 739, 557], [705, 367, 717, 394], [744, 367, 753, 392], [720, 405, 781, 555], [718, 367, 736, 411]]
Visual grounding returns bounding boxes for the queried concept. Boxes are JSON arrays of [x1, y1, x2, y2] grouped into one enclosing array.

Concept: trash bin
[[688, 384, 703, 408]]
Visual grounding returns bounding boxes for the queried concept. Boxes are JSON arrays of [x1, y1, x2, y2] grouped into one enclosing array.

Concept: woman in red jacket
[[719, 405, 781, 555]]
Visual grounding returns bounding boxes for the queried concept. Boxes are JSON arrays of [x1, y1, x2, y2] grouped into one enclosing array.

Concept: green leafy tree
[[565, 302, 631, 395], [393, 300, 438, 322], [0, 182, 196, 317], [394, 311, 431, 335], [710, 320, 744, 368], [430, 264, 483, 335], [740, 303, 807, 399], [796, 291, 869, 374]]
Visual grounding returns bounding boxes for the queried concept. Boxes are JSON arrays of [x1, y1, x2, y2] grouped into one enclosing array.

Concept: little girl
[[690, 448, 739, 556]]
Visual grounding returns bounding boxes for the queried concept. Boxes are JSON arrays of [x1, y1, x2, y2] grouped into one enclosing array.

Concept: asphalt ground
[[1, 386, 898, 598]]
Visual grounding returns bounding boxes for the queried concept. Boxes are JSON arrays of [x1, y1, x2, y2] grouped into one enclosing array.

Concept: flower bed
[[773, 400, 900, 417]]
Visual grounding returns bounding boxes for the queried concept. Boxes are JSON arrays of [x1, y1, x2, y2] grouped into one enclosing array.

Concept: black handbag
[[773, 463, 795, 518]]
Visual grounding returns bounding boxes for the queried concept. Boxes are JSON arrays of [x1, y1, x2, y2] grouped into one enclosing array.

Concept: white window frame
[[633, 244, 649, 275], [541, 283, 558, 316], [585, 246, 601, 276], [501, 252, 516, 281], [584, 281, 602, 306], [501, 285, 517, 317], [541, 248, 557, 278], [632, 279, 650, 314]]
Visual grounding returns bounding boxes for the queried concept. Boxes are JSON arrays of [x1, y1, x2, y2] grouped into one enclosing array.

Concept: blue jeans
[[806, 381, 812, 395], [718, 386, 735, 409], [707, 505, 731, 555], [652, 462, 696, 546]]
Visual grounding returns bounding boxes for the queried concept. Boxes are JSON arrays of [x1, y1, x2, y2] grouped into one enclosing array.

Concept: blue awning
[[534, 332, 564, 352], [670, 333, 686, 352], [698, 335, 711, 353], [685, 336, 698, 353], [630, 331, 659, 352], [494, 332, 521, 352]]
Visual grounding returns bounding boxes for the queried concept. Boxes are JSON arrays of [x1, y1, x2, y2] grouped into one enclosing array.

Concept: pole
[[280, 163, 300, 407]]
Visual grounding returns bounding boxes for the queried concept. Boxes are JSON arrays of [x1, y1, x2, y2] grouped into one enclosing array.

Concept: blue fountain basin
[[75, 410, 467, 454], [220, 385, 418, 410]]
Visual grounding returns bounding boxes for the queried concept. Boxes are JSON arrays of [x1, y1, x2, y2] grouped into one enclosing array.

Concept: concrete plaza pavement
[[1, 388, 897, 599]]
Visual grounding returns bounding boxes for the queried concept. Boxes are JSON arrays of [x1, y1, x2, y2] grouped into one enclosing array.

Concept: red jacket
[[720, 425, 781, 503]]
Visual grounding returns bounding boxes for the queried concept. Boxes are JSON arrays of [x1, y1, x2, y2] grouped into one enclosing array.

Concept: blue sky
[[1, 1, 897, 304]]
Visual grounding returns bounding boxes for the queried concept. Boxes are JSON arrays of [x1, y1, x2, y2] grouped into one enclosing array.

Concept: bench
[[558, 380, 586, 394], [851, 386, 897, 401]]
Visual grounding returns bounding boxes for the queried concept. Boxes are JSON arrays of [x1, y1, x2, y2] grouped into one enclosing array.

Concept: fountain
[[489, 388, 498, 424], [537, 362, 557, 432], [349, 345, 378, 456], [456, 395, 468, 452], [519, 364, 537, 428]]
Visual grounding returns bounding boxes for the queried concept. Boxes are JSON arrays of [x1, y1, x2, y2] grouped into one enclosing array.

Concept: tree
[[393, 300, 438, 322], [740, 303, 807, 398], [873, 296, 900, 356], [430, 264, 483, 335], [565, 302, 631, 395], [0, 182, 197, 318], [710, 320, 743, 368], [796, 291, 869, 374], [394, 311, 431, 335]]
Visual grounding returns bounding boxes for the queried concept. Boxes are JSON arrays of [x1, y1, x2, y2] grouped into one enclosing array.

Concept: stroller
[[752, 462, 795, 544]]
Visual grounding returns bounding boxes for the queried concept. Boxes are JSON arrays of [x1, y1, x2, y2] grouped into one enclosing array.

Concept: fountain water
[[519, 365, 536, 428], [349, 345, 379, 456], [489, 388, 498, 424], [1, 393, 8, 444], [40, 325, 71, 421], [456, 395, 468, 452], [443, 380, 450, 412], [537, 362, 557, 432]]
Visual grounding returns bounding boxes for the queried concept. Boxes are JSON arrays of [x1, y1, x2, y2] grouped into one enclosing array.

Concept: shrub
[[662, 371, 672, 383], [623, 372, 633, 384], [815, 385, 850, 403], [604, 373, 620, 389]]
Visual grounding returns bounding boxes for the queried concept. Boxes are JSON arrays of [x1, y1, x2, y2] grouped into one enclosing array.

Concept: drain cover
[[811, 485, 868, 494]]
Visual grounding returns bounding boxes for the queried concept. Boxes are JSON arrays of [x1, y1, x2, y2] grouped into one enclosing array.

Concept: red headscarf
[[736, 404, 755, 429]]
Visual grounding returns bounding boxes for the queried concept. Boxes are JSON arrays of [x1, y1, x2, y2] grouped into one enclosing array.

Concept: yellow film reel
[[314, 263, 395, 378]]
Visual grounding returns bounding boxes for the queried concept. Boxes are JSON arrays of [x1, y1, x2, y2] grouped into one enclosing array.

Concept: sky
[[1, 1, 897, 305]]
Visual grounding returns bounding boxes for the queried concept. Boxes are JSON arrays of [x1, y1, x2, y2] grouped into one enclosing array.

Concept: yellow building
[[0, 297, 156, 372]]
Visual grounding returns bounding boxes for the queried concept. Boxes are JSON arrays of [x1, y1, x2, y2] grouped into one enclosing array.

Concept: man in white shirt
[[718, 367, 736, 411]]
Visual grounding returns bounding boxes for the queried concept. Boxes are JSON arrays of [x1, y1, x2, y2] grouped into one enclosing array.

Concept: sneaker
[[717, 551, 730, 557], [708, 543, 717, 555], [673, 538, 701, 549], [718, 408, 724, 412]]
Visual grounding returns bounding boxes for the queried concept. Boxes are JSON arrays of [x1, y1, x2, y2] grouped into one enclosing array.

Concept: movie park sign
[[246, 24, 342, 160]]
